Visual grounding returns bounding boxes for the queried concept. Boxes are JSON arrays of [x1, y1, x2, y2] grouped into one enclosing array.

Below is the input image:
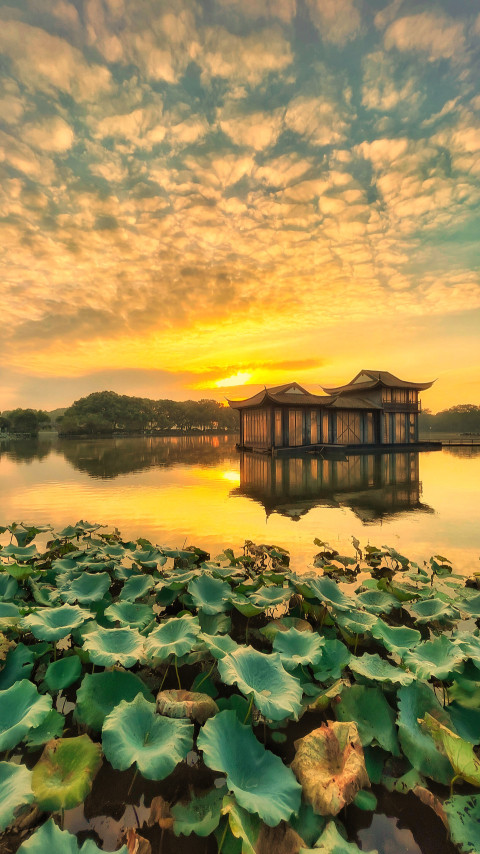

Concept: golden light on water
[[222, 470, 241, 484]]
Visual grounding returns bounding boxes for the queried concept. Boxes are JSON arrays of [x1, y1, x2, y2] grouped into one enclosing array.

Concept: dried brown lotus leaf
[[291, 720, 369, 816], [156, 689, 218, 724]]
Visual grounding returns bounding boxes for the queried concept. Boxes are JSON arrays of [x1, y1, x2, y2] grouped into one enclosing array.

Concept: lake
[[1, 434, 479, 574]]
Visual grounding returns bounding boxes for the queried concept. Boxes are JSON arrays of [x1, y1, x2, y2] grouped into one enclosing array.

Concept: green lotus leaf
[[187, 574, 232, 615], [120, 574, 154, 601], [102, 693, 193, 780], [0, 761, 34, 832], [59, 571, 110, 604], [291, 720, 369, 816], [104, 601, 154, 630], [75, 670, 153, 731], [449, 673, 480, 709], [248, 585, 292, 608], [199, 632, 240, 659], [306, 639, 348, 684], [157, 569, 198, 591], [144, 615, 200, 662], [260, 617, 312, 644], [0, 601, 21, 630], [443, 795, 480, 854], [335, 684, 400, 755], [82, 626, 144, 667], [397, 682, 454, 784], [455, 593, 480, 618], [221, 794, 261, 853], [408, 597, 459, 624], [273, 628, 325, 670], [353, 789, 378, 811], [307, 577, 357, 612], [0, 679, 52, 750], [371, 620, 421, 653], [24, 709, 65, 748], [0, 644, 35, 689], [290, 800, 326, 847], [21, 604, 90, 641], [1, 544, 38, 562], [171, 785, 225, 836], [355, 590, 398, 615], [448, 702, 480, 745], [0, 574, 20, 597], [349, 653, 414, 686], [50, 558, 80, 574], [28, 579, 61, 607], [32, 734, 102, 811], [311, 821, 379, 854], [17, 817, 127, 854], [451, 632, 480, 666], [402, 634, 465, 681], [335, 610, 378, 636], [381, 765, 424, 794], [198, 710, 301, 826], [198, 611, 232, 635], [229, 594, 264, 617], [44, 655, 82, 693], [304, 678, 349, 713], [420, 712, 480, 787], [216, 694, 251, 721], [156, 689, 218, 724], [218, 647, 303, 720]]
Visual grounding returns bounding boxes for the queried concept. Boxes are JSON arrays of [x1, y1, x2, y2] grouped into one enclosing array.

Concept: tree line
[[0, 409, 51, 435], [419, 404, 480, 434], [57, 391, 239, 436]]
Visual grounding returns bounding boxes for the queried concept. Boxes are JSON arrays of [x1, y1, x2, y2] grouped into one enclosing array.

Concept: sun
[[215, 372, 252, 388]]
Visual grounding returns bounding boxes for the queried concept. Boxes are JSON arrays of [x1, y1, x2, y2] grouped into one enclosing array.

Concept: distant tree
[[8, 409, 40, 435]]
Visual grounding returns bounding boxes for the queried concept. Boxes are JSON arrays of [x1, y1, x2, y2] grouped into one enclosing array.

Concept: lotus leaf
[[448, 702, 480, 745], [290, 801, 326, 847], [24, 709, 65, 748], [17, 817, 128, 853], [120, 574, 154, 601], [198, 611, 232, 635], [310, 821, 379, 854], [291, 721, 369, 816], [59, 571, 110, 604], [199, 632, 240, 659], [0, 644, 35, 689], [216, 694, 251, 721], [305, 678, 349, 713], [248, 585, 292, 608], [355, 590, 398, 615], [307, 577, 357, 612], [187, 574, 232, 615], [218, 647, 303, 720], [0, 574, 19, 598], [335, 610, 378, 637], [0, 679, 52, 750], [156, 689, 218, 724], [402, 634, 465, 681], [75, 670, 153, 731], [229, 594, 264, 617], [21, 604, 90, 641], [104, 601, 154, 630], [221, 795, 261, 853], [32, 734, 102, 810], [349, 653, 414, 686], [371, 620, 421, 653], [443, 795, 480, 854], [1, 544, 38, 561], [198, 710, 301, 825], [102, 693, 193, 780], [44, 655, 82, 692], [273, 628, 325, 670], [449, 673, 480, 709], [144, 615, 200, 662], [335, 684, 400, 755], [0, 602, 21, 630], [409, 597, 459, 624], [0, 761, 34, 832], [82, 626, 144, 667], [260, 617, 312, 644], [420, 712, 480, 787], [171, 785, 225, 836], [312, 639, 351, 682], [455, 593, 480, 618], [397, 682, 454, 784]]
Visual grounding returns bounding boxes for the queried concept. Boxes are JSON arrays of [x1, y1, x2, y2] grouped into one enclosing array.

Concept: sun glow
[[216, 372, 252, 388]]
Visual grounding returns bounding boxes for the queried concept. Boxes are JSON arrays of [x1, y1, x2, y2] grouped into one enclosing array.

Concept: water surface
[[1, 434, 479, 573]]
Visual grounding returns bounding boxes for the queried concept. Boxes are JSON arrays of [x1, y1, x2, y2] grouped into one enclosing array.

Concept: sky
[[1, 0, 479, 414]]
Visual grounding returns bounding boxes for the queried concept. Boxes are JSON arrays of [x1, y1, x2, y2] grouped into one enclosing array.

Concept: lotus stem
[[174, 654, 182, 690], [53, 642, 57, 662], [196, 660, 216, 690], [354, 634, 359, 655], [450, 774, 460, 797], [243, 693, 254, 724], [127, 767, 138, 798], [159, 663, 170, 690], [245, 617, 250, 643], [218, 819, 229, 854]]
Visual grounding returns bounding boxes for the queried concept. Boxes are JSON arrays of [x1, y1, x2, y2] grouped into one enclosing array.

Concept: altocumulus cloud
[[0, 0, 479, 407]]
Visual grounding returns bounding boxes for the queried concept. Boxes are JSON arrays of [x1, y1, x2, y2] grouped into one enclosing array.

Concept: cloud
[[361, 51, 423, 114], [306, 0, 362, 46], [22, 116, 74, 153], [201, 25, 293, 85], [384, 12, 465, 62], [284, 95, 350, 146]]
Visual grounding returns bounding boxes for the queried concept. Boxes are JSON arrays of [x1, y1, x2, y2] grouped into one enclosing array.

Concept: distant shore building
[[228, 370, 435, 453]]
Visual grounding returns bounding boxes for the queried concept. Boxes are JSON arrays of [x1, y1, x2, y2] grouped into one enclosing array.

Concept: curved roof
[[228, 382, 331, 410], [322, 370, 435, 395]]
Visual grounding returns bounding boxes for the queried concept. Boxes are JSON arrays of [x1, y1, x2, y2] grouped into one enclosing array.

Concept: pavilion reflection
[[231, 451, 434, 523]]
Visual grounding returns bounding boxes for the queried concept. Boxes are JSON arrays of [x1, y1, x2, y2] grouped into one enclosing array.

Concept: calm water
[[1, 434, 479, 574]]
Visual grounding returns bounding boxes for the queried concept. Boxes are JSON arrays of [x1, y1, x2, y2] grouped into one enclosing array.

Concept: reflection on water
[[234, 451, 433, 524], [1, 434, 480, 573]]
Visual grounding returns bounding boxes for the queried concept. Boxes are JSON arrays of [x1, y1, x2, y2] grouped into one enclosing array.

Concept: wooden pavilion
[[228, 370, 435, 453]]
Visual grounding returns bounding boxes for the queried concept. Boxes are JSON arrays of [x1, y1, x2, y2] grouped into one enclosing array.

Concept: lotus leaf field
[[0, 522, 479, 853]]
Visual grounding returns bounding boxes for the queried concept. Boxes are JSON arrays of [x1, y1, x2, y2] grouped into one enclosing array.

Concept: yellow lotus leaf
[[291, 720, 369, 816]]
